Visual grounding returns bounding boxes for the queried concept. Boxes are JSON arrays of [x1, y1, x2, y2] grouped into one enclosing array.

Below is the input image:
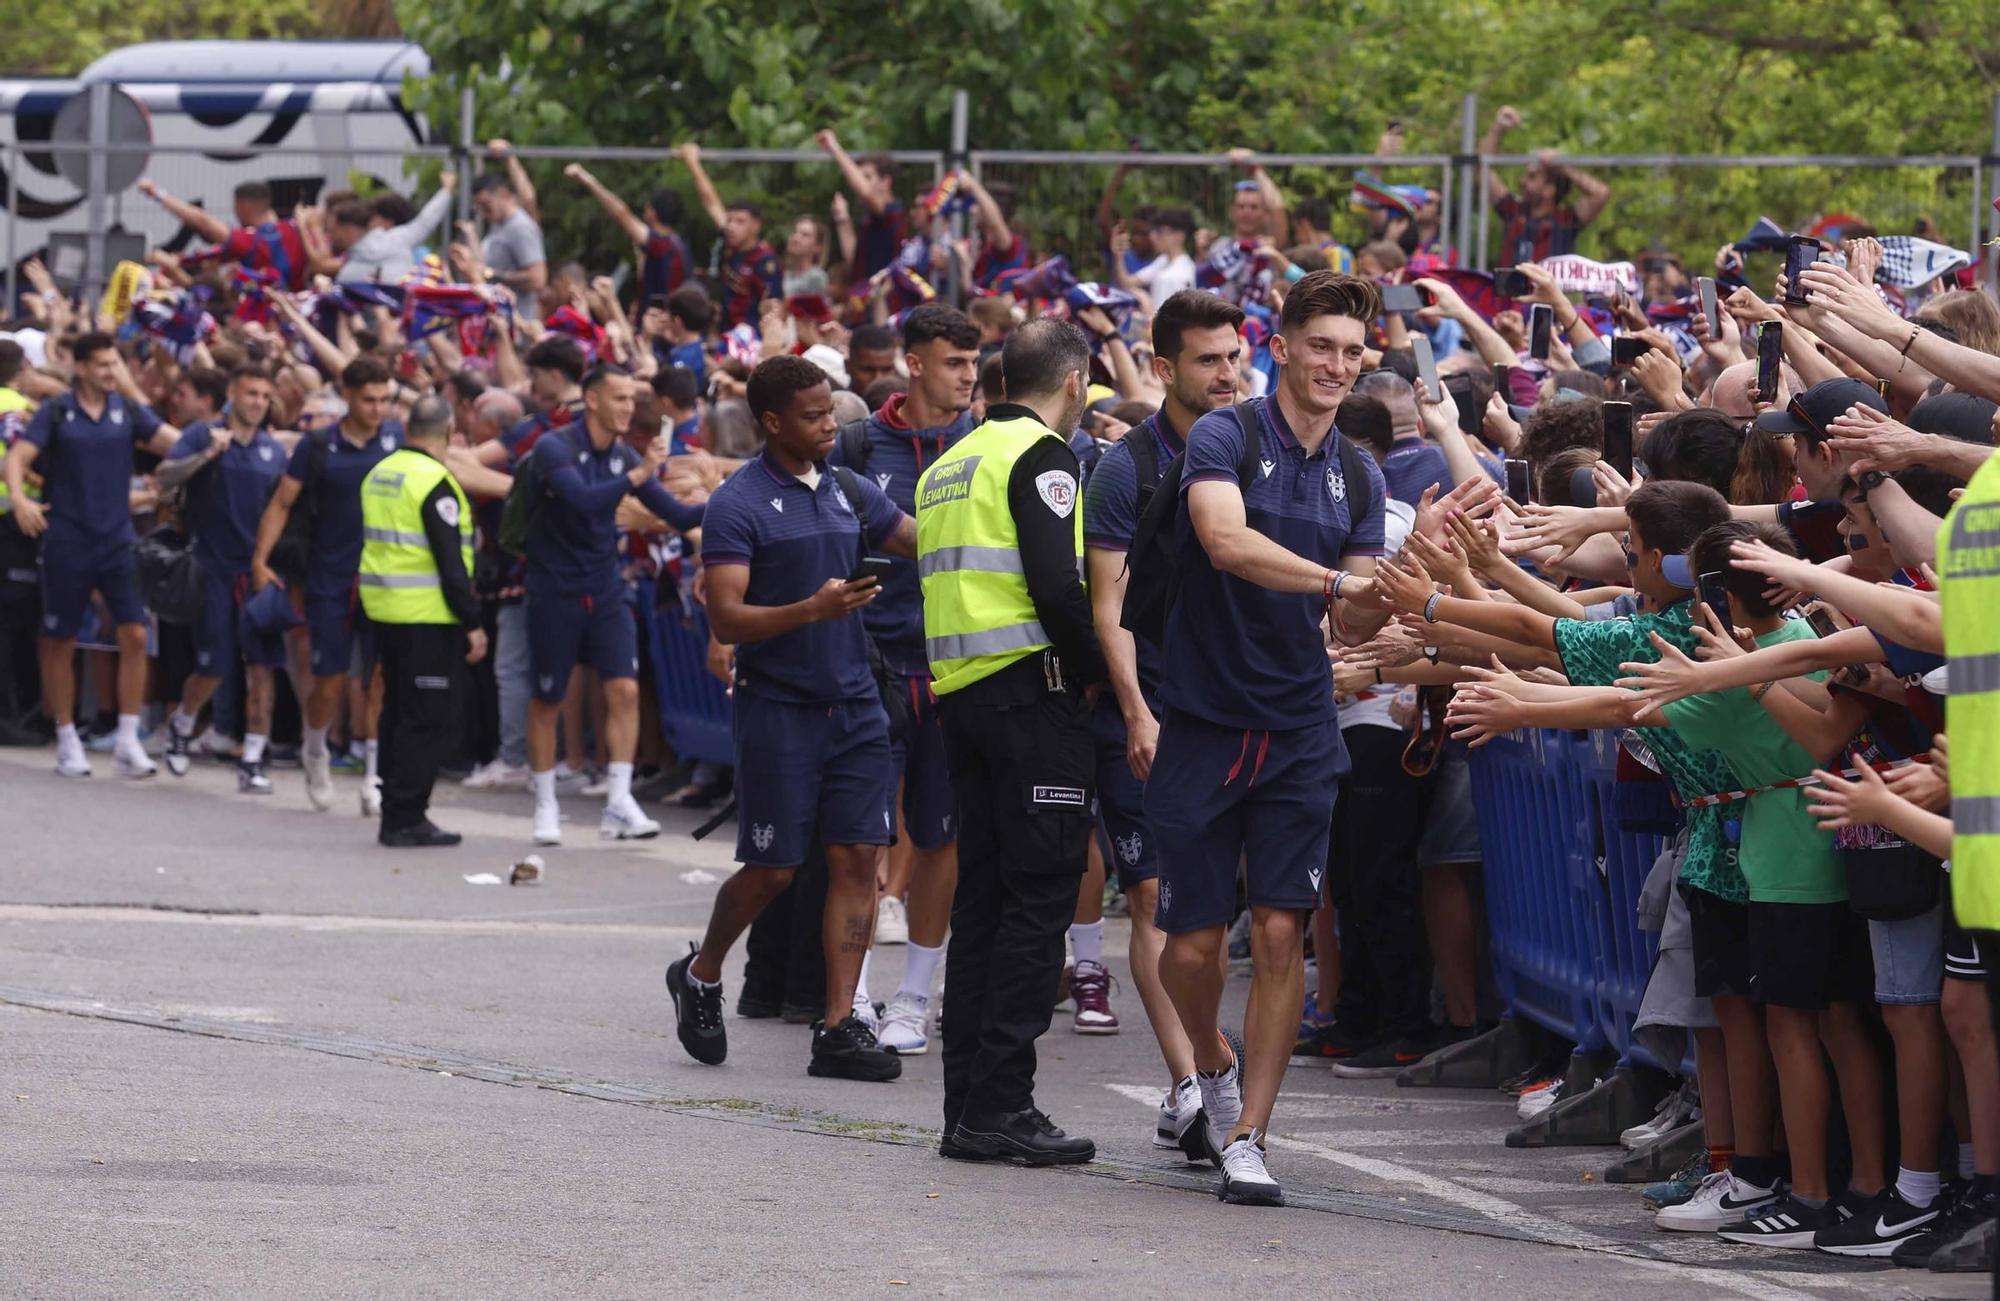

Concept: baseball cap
[[800, 344, 850, 390], [1906, 391, 1998, 445], [1753, 377, 1886, 439]]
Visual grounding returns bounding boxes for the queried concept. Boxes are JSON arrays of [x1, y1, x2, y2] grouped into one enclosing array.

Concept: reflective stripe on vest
[[1940, 451, 2000, 929], [357, 448, 473, 624], [913, 414, 1083, 695]]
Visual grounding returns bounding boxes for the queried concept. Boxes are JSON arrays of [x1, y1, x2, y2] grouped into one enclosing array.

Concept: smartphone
[[1493, 267, 1533, 299], [847, 556, 894, 586], [1783, 236, 1820, 304], [1528, 303, 1554, 361], [1504, 458, 1531, 504], [1806, 606, 1871, 684], [1697, 570, 1734, 635], [1493, 363, 1516, 405], [1697, 276, 1719, 337], [1411, 334, 1439, 396], [1755, 322, 1783, 401], [1610, 336, 1650, 370], [1601, 401, 1634, 481], [1380, 283, 1429, 313]]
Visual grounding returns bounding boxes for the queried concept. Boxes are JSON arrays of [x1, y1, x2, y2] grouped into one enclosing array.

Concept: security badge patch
[[1035, 471, 1077, 518]]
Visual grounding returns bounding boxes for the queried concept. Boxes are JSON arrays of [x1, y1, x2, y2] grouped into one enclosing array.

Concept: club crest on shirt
[[1326, 463, 1347, 504], [538, 674, 555, 693], [1035, 470, 1076, 518], [380, 434, 395, 452], [751, 823, 775, 852], [259, 445, 274, 461]]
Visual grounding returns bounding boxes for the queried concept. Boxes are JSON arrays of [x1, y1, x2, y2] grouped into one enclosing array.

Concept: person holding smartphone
[[667, 354, 918, 1084]]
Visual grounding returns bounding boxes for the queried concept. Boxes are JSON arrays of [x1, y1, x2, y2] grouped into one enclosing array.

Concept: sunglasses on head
[[1785, 395, 1826, 440]]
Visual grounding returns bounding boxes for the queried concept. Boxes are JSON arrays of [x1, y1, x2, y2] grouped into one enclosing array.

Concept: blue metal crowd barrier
[[647, 601, 734, 767], [1469, 730, 1672, 1070]]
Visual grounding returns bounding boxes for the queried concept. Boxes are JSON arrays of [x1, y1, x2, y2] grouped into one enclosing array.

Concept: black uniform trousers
[[1327, 724, 1434, 1042], [375, 621, 469, 831], [938, 658, 1094, 1130]]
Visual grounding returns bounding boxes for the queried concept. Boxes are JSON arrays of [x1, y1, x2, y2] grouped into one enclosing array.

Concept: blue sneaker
[[1643, 1147, 1712, 1210], [329, 749, 365, 775]]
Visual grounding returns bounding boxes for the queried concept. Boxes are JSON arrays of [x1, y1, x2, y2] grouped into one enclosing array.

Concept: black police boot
[[378, 820, 462, 847], [947, 1108, 1095, 1166]]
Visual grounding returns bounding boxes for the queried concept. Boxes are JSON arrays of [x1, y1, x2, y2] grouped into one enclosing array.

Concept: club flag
[[1422, 269, 1509, 323], [1348, 172, 1419, 218], [990, 255, 1075, 302], [1733, 217, 1792, 253], [1539, 255, 1638, 297], [1875, 236, 1972, 289], [100, 261, 148, 327]]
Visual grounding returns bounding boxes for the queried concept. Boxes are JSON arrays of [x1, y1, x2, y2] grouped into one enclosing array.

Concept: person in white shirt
[[333, 174, 457, 285], [1123, 207, 1197, 307]]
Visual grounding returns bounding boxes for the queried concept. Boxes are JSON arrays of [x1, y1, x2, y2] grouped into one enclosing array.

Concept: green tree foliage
[[7, 0, 331, 77], [398, 0, 1999, 272]]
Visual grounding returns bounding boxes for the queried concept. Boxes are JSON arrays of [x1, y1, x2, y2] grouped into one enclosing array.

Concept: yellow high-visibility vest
[[0, 388, 36, 514], [914, 412, 1083, 695], [358, 448, 472, 625], [1940, 448, 2000, 928]]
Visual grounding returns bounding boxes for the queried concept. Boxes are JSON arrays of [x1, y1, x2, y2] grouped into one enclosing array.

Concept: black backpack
[[268, 430, 329, 586], [1119, 398, 1371, 644], [498, 430, 557, 559], [834, 417, 872, 473]]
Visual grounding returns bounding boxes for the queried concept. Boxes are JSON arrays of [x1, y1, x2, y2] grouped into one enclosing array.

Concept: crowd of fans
[[2, 102, 1998, 1264]]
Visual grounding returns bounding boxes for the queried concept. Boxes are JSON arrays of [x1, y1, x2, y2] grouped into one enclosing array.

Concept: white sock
[[56, 723, 80, 750], [686, 964, 719, 991], [1897, 1165, 1941, 1208], [532, 768, 557, 808], [242, 733, 267, 765], [116, 713, 140, 745], [854, 950, 873, 1005], [900, 941, 944, 1001], [1071, 920, 1105, 968], [171, 709, 197, 738], [363, 739, 379, 781], [1961, 1143, 1979, 1181], [303, 724, 328, 758], [607, 760, 633, 806]]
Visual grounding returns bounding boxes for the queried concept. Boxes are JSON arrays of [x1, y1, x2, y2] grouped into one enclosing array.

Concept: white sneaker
[[115, 742, 157, 778], [1653, 1169, 1782, 1232], [464, 759, 531, 790], [1621, 1083, 1701, 1150], [55, 742, 93, 778], [877, 992, 929, 1054], [553, 762, 583, 786], [533, 802, 563, 846], [1219, 1129, 1283, 1206], [875, 895, 909, 946], [851, 990, 881, 1035], [580, 768, 609, 798], [599, 799, 660, 840], [1155, 1075, 1204, 1154], [359, 775, 382, 818], [1516, 1079, 1561, 1120], [1196, 1039, 1244, 1165], [303, 747, 334, 811]]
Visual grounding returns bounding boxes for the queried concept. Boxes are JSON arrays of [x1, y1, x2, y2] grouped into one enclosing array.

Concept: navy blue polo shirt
[[1380, 436, 1453, 509], [1163, 395, 1387, 732], [20, 392, 164, 546], [828, 399, 975, 676], [169, 422, 286, 575], [1082, 410, 1187, 702], [285, 419, 404, 598], [701, 452, 905, 704], [525, 423, 703, 595]]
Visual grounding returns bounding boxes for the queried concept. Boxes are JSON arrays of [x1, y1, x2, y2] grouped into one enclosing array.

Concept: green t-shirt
[[1554, 598, 1747, 902], [1660, 619, 1842, 903]]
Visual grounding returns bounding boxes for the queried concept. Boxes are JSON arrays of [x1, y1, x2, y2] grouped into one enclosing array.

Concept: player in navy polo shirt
[[251, 357, 404, 815], [523, 366, 702, 845], [1080, 289, 1245, 1153], [4, 332, 182, 779], [667, 354, 916, 1083], [156, 365, 288, 793], [828, 302, 979, 1055], [1146, 272, 1390, 1206]]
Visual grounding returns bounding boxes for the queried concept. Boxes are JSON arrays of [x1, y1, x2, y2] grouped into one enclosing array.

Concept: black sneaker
[[1929, 1207, 1999, 1272], [1892, 1185, 1997, 1268], [1329, 1031, 1443, 1079], [665, 944, 727, 1065], [949, 1108, 1094, 1165], [735, 980, 782, 1019], [163, 727, 192, 777], [808, 1015, 901, 1082], [1718, 1193, 1845, 1249], [378, 821, 463, 848], [1814, 1186, 1943, 1257], [1293, 1018, 1371, 1062], [237, 760, 273, 794]]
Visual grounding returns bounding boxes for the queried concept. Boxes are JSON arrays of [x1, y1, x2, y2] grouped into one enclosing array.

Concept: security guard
[[915, 318, 1105, 1165], [358, 394, 487, 847], [1942, 446, 2000, 975]]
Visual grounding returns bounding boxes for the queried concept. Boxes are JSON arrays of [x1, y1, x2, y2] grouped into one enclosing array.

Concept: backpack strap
[[830, 463, 864, 513], [1335, 429, 1369, 521], [1128, 417, 1161, 512], [835, 418, 872, 474], [1232, 398, 1263, 486]]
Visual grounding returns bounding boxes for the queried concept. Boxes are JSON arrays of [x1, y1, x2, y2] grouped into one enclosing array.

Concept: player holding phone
[[668, 354, 919, 1085]]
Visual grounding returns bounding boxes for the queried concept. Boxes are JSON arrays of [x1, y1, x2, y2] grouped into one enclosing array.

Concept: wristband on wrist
[[1323, 569, 1336, 604], [1374, 667, 1385, 685], [1751, 681, 1775, 702], [1423, 592, 1443, 624], [1331, 571, 1349, 601], [1901, 325, 1922, 357]]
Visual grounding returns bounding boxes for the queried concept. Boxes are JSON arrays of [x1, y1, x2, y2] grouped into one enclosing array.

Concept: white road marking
[[0, 903, 703, 940]]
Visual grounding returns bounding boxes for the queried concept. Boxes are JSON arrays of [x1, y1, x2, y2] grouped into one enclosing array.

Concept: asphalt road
[[0, 745, 1985, 1299]]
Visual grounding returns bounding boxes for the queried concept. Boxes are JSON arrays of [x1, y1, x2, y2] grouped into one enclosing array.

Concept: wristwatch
[[1422, 646, 1441, 665], [1857, 470, 1888, 493]]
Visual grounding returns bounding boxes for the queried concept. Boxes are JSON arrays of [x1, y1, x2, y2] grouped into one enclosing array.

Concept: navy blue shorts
[[304, 588, 374, 679], [732, 688, 895, 867], [1092, 695, 1158, 890], [526, 581, 639, 703], [192, 570, 284, 676], [39, 538, 145, 639], [1144, 710, 1344, 934], [888, 674, 957, 850]]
